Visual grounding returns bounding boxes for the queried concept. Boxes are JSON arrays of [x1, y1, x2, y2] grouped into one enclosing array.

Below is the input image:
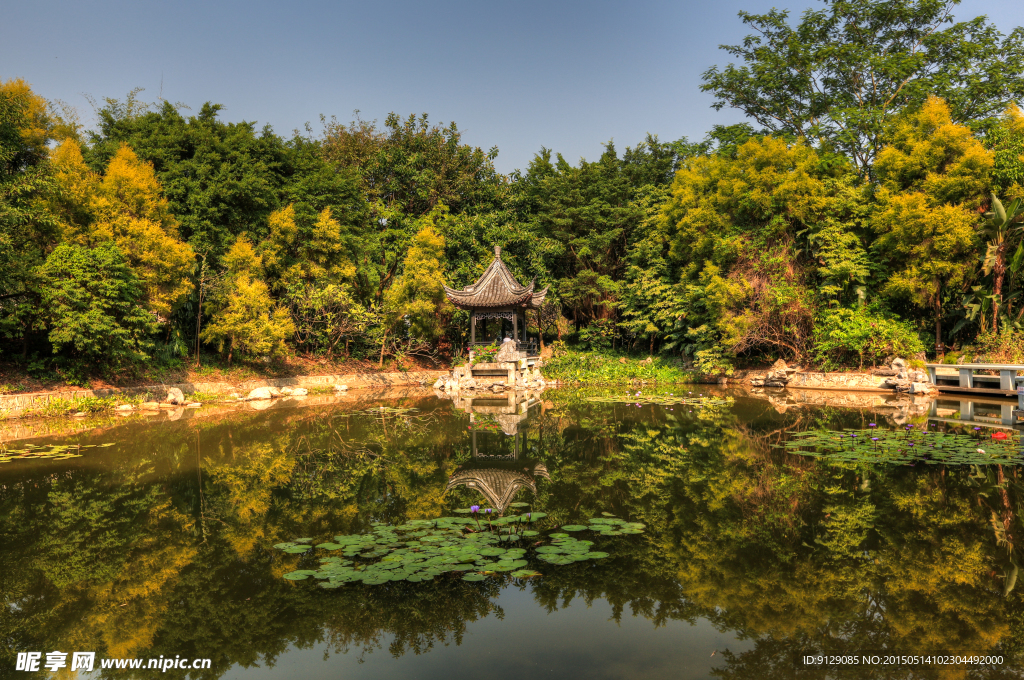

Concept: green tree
[[322, 112, 503, 305], [38, 242, 157, 363], [701, 0, 1024, 173], [382, 209, 453, 364]]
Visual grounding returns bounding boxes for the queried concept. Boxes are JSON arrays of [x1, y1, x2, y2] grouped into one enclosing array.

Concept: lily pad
[[462, 573, 487, 581], [561, 525, 588, 532], [512, 569, 542, 578]]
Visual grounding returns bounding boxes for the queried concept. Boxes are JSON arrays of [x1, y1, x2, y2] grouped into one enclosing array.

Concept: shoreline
[[0, 370, 448, 419]]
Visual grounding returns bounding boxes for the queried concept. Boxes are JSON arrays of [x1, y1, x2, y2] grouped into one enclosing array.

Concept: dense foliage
[[2, 0, 1024, 379]]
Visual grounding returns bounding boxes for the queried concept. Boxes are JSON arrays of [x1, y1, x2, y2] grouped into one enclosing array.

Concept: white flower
[[977, 448, 986, 454]]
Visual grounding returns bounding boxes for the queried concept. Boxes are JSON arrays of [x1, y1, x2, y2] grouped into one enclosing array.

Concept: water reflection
[[447, 395, 549, 515], [2, 391, 1024, 678]]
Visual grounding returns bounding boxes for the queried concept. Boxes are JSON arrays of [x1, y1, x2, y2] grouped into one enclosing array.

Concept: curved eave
[[526, 286, 549, 310], [444, 284, 535, 310]]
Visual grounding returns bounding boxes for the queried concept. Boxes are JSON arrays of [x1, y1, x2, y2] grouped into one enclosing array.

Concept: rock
[[897, 370, 908, 380], [494, 338, 519, 362], [334, 384, 349, 392], [491, 383, 505, 393], [159, 403, 178, 409], [750, 378, 765, 387], [460, 378, 477, 390], [433, 377, 444, 389], [72, 411, 87, 417], [140, 401, 160, 410], [763, 358, 790, 387], [165, 387, 185, 405], [249, 399, 274, 411], [291, 388, 308, 396], [871, 368, 899, 376], [229, 392, 241, 399], [185, 402, 202, 408], [908, 369, 928, 382], [909, 382, 932, 394], [280, 387, 294, 396], [247, 386, 275, 400], [619, 357, 627, 364], [891, 358, 907, 371], [115, 404, 134, 411], [914, 351, 927, 362]]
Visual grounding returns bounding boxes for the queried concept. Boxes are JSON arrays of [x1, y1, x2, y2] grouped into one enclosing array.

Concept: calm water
[[2, 388, 1023, 679]]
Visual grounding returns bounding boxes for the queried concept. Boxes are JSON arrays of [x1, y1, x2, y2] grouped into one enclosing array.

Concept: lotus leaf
[[462, 573, 486, 581], [561, 525, 588, 532]]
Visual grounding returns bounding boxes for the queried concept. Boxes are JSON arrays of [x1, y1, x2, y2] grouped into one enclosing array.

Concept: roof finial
[[494, 245, 501, 257]]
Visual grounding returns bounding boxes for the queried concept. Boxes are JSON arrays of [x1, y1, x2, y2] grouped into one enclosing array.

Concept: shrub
[[971, 328, 1024, 364], [812, 307, 924, 370], [38, 242, 157, 365], [543, 347, 696, 384]]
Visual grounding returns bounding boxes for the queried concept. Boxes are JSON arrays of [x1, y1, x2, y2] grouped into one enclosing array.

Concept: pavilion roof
[[444, 462, 549, 515], [444, 246, 549, 310]]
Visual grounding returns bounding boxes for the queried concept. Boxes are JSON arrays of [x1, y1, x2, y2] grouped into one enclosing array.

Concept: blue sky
[[3, 0, 1022, 173]]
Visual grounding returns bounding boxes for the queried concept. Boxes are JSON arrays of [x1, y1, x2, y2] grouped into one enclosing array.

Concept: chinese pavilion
[[443, 246, 547, 354]]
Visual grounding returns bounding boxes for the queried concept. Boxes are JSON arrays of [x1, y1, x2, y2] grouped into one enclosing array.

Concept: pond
[[2, 387, 1024, 679]]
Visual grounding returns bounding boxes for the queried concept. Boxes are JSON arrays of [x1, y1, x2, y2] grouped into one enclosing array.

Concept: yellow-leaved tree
[[380, 207, 452, 366], [259, 203, 354, 289], [50, 141, 195, 318], [872, 96, 991, 350], [201, 236, 294, 364]]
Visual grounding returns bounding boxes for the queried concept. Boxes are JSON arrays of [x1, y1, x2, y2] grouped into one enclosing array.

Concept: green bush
[[38, 242, 158, 365], [544, 344, 696, 384], [811, 307, 924, 370]]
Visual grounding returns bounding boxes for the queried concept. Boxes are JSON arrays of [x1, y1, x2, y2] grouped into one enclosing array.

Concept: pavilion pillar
[[513, 311, 519, 342], [471, 312, 476, 346]]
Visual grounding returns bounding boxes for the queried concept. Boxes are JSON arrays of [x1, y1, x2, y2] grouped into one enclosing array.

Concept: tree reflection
[[2, 392, 1024, 678]]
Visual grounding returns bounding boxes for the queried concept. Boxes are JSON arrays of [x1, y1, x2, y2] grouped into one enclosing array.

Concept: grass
[[34, 394, 146, 418], [543, 348, 698, 385]]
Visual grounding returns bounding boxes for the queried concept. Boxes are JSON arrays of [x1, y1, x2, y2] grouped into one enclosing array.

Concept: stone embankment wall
[[0, 371, 447, 419], [731, 357, 934, 393]]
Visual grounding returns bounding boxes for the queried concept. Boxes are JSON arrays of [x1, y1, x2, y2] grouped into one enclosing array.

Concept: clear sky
[[2, 0, 1022, 173]]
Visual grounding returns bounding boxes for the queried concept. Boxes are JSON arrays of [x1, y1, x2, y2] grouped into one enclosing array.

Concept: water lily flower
[[978, 448, 986, 454], [868, 423, 876, 427], [974, 427, 981, 431], [485, 508, 493, 514], [470, 505, 480, 513], [871, 437, 879, 441], [992, 431, 1009, 440]]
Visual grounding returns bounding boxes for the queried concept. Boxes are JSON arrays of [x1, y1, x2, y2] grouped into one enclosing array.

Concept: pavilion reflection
[[445, 393, 548, 515]]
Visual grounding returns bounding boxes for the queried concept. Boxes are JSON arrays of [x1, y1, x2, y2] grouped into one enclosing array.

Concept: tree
[[0, 79, 62, 353], [382, 209, 453, 365], [701, 0, 1024, 173], [38, 242, 157, 363], [661, 135, 862, 364], [872, 96, 990, 349], [52, 141, 195, 317], [322, 112, 503, 305], [201, 237, 294, 363]]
